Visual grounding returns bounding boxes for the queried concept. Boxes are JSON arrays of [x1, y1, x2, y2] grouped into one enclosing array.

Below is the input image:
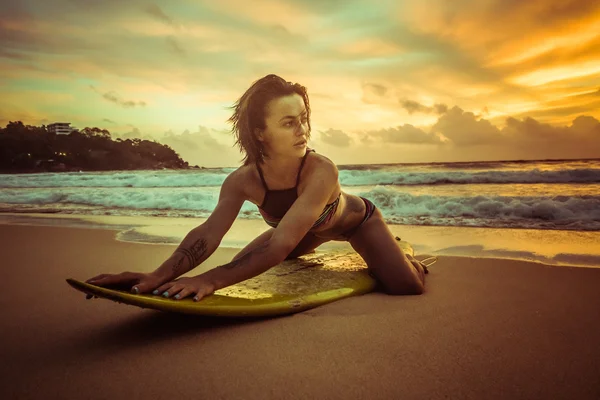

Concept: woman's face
[[257, 93, 309, 159]]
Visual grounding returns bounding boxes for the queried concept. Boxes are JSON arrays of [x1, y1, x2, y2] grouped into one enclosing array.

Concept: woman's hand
[[86, 271, 167, 294], [153, 275, 215, 302]]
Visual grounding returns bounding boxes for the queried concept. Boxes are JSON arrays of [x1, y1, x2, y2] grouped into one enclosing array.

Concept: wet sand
[[2, 223, 600, 400]]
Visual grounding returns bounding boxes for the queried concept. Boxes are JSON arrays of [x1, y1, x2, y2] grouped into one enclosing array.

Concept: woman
[[87, 74, 427, 302]]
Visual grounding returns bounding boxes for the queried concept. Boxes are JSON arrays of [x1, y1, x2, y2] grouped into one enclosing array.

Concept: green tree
[[0, 122, 190, 172]]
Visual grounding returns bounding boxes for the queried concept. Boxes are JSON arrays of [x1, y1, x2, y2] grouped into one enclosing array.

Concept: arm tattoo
[[174, 238, 208, 271], [222, 241, 270, 270], [172, 254, 185, 274]]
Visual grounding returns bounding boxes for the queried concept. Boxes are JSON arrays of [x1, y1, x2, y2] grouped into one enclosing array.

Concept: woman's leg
[[232, 229, 275, 261], [349, 207, 425, 295], [286, 232, 330, 259], [233, 229, 329, 261]]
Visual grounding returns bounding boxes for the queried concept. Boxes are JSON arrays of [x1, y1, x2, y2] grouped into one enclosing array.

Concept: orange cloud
[[319, 128, 353, 147]]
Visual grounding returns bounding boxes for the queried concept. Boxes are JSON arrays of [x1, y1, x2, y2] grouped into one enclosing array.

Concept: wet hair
[[227, 74, 311, 165]]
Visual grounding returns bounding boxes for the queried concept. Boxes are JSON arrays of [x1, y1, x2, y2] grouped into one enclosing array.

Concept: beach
[[2, 221, 600, 400], [4, 0, 600, 397]]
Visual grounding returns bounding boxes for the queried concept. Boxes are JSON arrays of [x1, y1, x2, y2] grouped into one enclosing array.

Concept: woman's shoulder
[[307, 150, 337, 170], [222, 164, 262, 199], [226, 164, 259, 184], [304, 150, 339, 180]]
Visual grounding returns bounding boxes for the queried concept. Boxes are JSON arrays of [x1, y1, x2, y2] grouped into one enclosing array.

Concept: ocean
[[1, 158, 599, 231]]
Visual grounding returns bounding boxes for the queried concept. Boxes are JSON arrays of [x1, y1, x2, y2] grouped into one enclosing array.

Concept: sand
[[2, 223, 600, 400]]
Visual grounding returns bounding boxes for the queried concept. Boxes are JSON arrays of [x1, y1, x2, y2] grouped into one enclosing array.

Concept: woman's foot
[[406, 253, 429, 275], [395, 236, 429, 274]]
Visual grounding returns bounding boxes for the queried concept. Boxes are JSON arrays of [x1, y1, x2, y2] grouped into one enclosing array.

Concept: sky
[[1, 0, 600, 167]]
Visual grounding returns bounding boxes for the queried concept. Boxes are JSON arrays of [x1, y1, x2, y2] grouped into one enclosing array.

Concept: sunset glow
[[1, 0, 599, 166]]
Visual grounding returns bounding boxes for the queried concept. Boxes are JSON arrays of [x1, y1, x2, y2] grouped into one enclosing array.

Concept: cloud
[[156, 126, 239, 167], [285, 0, 365, 14], [404, 0, 600, 56], [434, 103, 449, 114], [111, 125, 239, 166], [360, 135, 374, 145], [90, 86, 147, 108], [422, 104, 600, 158], [0, 1, 34, 25], [431, 106, 503, 146], [368, 124, 443, 145], [502, 114, 600, 144], [163, 128, 210, 150], [373, 24, 506, 88], [365, 102, 598, 154], [144, 3, 177, 27], [118, 126, 152, 140], [400, 100, 430, 114], [361, 82, 392, 105], [400, 100, 449, 115], [268, 24, 308, 46], [363, 83, 388, 97], [319, 128, 352, 147], [570, 115, 600, 134], [103, 118, 116, 124], [0, 48, 31, 61], [165, 36, 186, 57], [0, 1, 268, 93], [361, 2, 600, 114], [368, 83, 388, 97], [494, 114, 600, 159]]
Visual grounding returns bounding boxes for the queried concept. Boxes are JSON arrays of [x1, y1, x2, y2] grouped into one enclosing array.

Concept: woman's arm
[[152, 171, 246, 282], [87, 170, 245, 294]]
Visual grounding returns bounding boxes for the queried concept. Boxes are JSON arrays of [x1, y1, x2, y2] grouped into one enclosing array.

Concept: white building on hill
[[48, 122, 77, 135]]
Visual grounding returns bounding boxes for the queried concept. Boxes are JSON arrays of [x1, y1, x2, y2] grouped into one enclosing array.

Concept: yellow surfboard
[[67, 240, 414, 317]]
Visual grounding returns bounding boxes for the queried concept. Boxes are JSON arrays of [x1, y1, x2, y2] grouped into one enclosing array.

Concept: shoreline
[[2, 207, 599, 233], [1, 211, 599, 269]]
